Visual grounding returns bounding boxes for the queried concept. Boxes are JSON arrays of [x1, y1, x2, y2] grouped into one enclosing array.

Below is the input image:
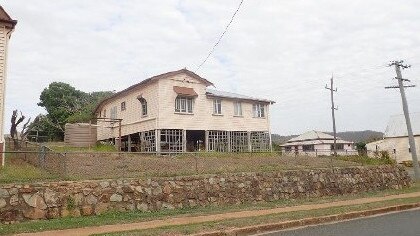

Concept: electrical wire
[[195, 0, 244, 72]]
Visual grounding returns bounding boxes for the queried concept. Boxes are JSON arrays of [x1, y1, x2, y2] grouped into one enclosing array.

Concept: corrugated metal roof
[[206, 89, 274, 103], [287, 131, 334, 142], [384, 113, 420, 138], [280, 130, 352, 146], [282, 139, 350, 146]]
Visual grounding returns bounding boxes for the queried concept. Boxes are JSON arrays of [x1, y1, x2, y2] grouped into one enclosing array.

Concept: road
[[258, 208, 420, 236]]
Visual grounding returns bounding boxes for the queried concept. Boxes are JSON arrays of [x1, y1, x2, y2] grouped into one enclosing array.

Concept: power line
[[195, 0, 244, 72]]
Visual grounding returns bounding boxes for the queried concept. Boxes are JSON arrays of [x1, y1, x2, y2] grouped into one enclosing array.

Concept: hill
[[272, 130, 383, 144]]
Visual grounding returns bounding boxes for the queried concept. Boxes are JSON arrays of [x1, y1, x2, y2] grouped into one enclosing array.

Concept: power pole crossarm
[[386, 60, 420, 180], [325, 75, 338, 157]]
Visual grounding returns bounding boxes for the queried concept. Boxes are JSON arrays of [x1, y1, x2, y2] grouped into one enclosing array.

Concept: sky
[[2, 0, 420, 135]]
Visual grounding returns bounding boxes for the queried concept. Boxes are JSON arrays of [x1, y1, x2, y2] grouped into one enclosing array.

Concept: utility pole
[[326, 75, 338, 157], [385, 60, 419, 180]]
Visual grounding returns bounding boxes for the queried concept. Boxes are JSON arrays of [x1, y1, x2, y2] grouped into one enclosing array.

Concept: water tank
[[64, 123, 97, 147]]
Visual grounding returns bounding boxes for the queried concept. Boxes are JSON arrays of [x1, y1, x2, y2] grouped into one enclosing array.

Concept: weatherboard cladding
[[384, 113, 420, 138], [96, 70, 272, 138], [94, 69, 213, 113], [95, 69, 273, 113]]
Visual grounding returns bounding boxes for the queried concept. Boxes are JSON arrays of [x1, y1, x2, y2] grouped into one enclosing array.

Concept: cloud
[[2, 0, 420, 135]]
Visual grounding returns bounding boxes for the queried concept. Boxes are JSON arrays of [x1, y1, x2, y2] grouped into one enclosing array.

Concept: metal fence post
[[195, 152, 198, 174]]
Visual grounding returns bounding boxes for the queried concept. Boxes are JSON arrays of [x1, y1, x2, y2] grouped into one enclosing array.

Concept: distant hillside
[[272, 130, 383, 144], [271, 134, 297, 144], [328, 130, 384, 143]]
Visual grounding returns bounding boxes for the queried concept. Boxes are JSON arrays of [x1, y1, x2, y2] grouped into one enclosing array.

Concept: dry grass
[[64, 153, 359, 179]]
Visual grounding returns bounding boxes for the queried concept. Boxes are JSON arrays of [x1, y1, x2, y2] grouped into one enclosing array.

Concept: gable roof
[[384, 113, 420, 138], [206, 88, 275, 104], [0, 6, 17, 29], [94, 69, 213, 113], [282, 130, 352, 146]]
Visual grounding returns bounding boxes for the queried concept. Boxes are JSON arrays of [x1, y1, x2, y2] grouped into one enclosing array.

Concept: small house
[[367, 113, 420, 163], [280, 130, 356, 156]]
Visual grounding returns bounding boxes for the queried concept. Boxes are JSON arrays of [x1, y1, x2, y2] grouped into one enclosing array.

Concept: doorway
[[186, 130, 205, 152]]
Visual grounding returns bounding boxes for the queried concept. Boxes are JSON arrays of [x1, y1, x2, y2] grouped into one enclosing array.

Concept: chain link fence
[[0, 142, 394, 182]]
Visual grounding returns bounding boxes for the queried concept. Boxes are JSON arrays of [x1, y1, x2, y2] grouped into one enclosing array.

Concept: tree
[[38, 82, 88, 133], [36, 82, 114, 141], [10, 110, 32, 150], [355, 142, 367, 156]]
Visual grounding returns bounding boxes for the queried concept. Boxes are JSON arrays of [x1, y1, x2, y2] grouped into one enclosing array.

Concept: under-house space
[[141, 130, 156, 152], [251, 131, 271, 152], [160, 129, 183, 152], [230, 131, 249, 152], [207, 130, 229, 152], [186, 130, 205, 152]]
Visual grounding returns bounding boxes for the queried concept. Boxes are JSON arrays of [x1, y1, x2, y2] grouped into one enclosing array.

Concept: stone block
[[0, 198, 6, 208], [0, 189, 9, 198], [110, 194, 122, 202], [22, 193, 47, 210], [23, 208, 46, 220], [81, 205, 94, 216]]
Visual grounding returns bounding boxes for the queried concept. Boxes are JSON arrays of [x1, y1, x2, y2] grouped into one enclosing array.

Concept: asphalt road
[[258, 208, 420, 236]]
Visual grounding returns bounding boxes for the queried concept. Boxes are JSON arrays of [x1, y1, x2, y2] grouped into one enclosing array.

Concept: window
[[121, 101, 126, 111], [253, 104, 265, 118], [302, 145, 315, 151], [285, 146, 292, 151], [103, 109, 106, 118], [234, 101, 242, 116], [213, 99, 222, 115], [110, 106, 117, 119], [138, 98, 147, 116], [331, 144, 344, 150], [175, 97, 193, 113]]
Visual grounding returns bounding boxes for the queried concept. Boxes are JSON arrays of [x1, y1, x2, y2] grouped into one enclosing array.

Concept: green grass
[[0, 183, 419, 235], [335, 155, 396, 166], [0, 160, 57, 184], [100, 196, 420, 236]]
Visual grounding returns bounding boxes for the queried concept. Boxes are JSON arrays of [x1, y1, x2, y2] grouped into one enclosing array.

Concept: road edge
[[192, 203, 420, 236]]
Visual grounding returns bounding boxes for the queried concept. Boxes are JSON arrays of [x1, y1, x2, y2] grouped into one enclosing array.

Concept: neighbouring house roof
[[384, 113, 420, 138], [0, 6, 17, 29], [280, 130, 352, 147], [206, 88, 275, 104], [94, 69, 213, 113]]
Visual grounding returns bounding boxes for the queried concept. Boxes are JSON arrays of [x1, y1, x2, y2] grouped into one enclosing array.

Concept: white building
[[367, 113, 420, 163], [94, 69, 275, 153], [280, 130, 356, 156], [0, 6, 16, 164]]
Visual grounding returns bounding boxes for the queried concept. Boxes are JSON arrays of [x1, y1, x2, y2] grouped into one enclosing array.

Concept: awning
[[173, 86, 198, 97]]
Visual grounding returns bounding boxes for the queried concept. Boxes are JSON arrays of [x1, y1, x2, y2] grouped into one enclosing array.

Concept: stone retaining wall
[[0, 165, 412, 223]]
